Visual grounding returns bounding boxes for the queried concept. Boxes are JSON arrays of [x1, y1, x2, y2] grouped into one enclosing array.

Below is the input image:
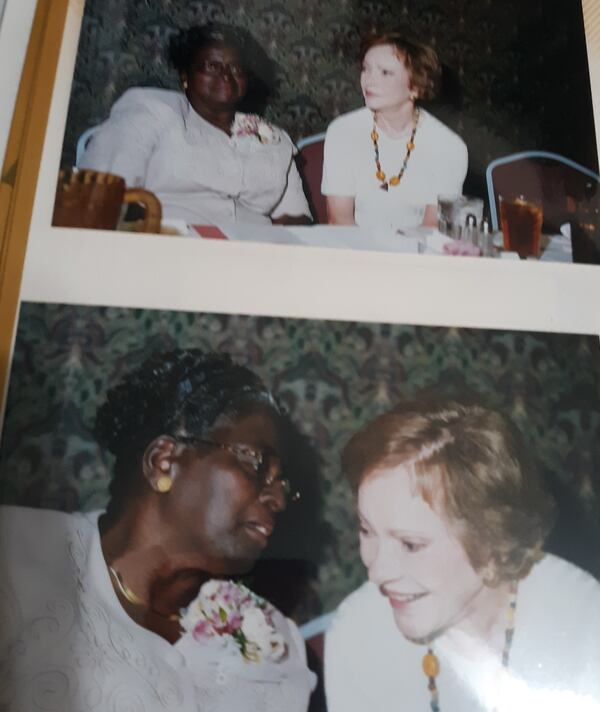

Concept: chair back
[[486, 151, 600, 232], [75, 126, 99, 167], [296, 133, 327, 224], [299, 611, 334, 663]]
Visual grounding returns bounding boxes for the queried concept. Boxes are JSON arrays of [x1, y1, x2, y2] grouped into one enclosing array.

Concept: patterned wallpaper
[[60, 0, 598, 197], [1, 303, 599, 620]]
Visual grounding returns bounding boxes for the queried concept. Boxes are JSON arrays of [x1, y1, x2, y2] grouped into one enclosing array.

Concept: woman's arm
[[326, 196, 356, 225], [79, 89, 172, 187], [270, 151, 313, 225]]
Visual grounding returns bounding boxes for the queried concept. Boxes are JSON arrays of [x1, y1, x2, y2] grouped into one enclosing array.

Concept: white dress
[[321, 106, 468, 229], [325, 555, 600, 712], [0, 506, 316, 712], [79, 88, 311, 225]]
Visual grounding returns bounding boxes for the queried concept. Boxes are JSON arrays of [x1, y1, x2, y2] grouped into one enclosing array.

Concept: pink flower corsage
[[180, 579, 287, 663], [231, 113, 280, 145]]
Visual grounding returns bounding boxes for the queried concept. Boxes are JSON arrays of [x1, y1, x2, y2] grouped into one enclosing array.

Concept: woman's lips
[[243, 520, 274, 547], [386, 592, 428, 610]]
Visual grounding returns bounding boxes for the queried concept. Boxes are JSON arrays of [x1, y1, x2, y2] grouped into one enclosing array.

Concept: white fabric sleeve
[[321, 119, 356, 197], [270, 143, 312, 219], [324, 611, 373, 712], [285, 617, 318, 692], [430, 138, 468, 202], [78, 88, 172, 187]]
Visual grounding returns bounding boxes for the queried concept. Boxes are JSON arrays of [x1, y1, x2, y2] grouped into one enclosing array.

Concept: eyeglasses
[[196, 60, 246, 78], [176, 436, 300, 503]]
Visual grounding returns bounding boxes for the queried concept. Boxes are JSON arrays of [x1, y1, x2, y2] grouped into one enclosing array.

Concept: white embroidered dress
[[0, 506, 316, 712]]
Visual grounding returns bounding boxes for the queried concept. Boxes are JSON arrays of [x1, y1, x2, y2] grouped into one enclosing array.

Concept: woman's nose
[[367, 540, 398, 584]]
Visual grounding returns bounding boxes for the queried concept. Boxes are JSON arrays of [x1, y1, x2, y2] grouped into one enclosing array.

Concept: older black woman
[[80, 23, 312, 226], [0, 349, 316, 712]]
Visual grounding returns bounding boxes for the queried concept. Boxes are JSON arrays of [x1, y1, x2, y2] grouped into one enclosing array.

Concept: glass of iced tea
[[499, 195, 543, 259]]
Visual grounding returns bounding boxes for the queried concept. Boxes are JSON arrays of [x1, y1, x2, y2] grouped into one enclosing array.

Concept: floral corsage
[[180, 579, 287, 663], [231, 113, 281, 146]]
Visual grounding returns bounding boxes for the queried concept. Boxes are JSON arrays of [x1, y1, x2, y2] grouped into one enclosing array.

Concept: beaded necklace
[[422, 581, 518, 712], [371, 107, 420, 191]]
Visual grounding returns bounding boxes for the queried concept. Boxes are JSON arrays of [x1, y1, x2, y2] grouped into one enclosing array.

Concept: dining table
[[161, 221, 574, 263]]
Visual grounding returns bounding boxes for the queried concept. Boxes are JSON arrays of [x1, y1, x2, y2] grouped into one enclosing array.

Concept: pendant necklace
[[422, 581, 518, 712], [371, 107, 420, 191]]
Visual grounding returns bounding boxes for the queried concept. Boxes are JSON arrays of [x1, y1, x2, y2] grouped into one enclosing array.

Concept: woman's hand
[[421, 204, 438, 228], [326, 196, 356, 225]]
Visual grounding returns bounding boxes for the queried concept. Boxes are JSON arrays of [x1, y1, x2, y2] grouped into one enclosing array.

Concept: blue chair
[[486, 151, 600, 232], [299, 611, 335, 641], [75, 126, 99, 167], [296, 132, 327, 224]]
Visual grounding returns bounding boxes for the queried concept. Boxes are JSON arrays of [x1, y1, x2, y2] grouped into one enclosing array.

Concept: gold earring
[[156, 475, 172, 493], [182, 79, 188, 90]]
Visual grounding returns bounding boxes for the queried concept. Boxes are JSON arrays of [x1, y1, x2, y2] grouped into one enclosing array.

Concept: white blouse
[[325, 555, 600, 712], [0, 506, 316, 712], [79, 88, 311, 225], [322, 107, 468, 230]]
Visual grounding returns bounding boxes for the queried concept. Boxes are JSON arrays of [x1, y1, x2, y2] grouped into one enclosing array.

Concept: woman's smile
[[242, 517, 274, 547]]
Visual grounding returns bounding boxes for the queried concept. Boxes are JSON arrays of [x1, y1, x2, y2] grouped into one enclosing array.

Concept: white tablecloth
[[165, 220, 573, 262]]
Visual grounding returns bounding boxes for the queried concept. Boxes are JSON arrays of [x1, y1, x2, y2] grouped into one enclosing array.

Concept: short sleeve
[[321, 118, 356, 197], [79, 88, 174, 187], [430, 137, 468, 202], [270, 141, 312, 219]]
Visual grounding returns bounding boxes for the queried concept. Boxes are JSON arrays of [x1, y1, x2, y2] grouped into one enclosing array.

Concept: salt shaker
[[480, 218, 494, 257], [463, 213, 478, 246]]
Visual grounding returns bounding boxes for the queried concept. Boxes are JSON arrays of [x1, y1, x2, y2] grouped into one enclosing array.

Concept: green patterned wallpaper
[[1, 302, 599, 619]]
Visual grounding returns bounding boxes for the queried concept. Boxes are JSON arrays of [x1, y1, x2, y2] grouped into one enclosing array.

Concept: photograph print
[[1, 301, 599, 711], [48, 0, 600, 263]]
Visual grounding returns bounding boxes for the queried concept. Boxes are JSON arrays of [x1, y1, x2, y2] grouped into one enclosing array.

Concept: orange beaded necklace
[[422, 581, 518, 712], [371, 107, 420, 191]]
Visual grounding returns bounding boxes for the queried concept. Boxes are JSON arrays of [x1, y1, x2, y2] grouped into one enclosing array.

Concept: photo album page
[[0, 1, 599, 711]]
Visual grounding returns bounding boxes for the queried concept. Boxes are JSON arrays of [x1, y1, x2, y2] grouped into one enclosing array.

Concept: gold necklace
[[371, 107, 420, 191], [109, 565, 179, 622], [422, 581, 518, 712]]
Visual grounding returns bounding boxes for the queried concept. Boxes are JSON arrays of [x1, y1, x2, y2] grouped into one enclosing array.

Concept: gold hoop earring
[[156, 475, 172, 493]]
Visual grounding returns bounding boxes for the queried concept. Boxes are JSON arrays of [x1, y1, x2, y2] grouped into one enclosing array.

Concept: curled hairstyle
[[360, 32, 441, 101], [95, 349, 280, 501], [342, 395, 555, 585]]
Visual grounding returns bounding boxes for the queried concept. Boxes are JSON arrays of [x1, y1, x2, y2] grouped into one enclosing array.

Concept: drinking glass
[[570, 203, 600, 264], [437, 195, 484, 240], [499, 194, 543, 259]]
